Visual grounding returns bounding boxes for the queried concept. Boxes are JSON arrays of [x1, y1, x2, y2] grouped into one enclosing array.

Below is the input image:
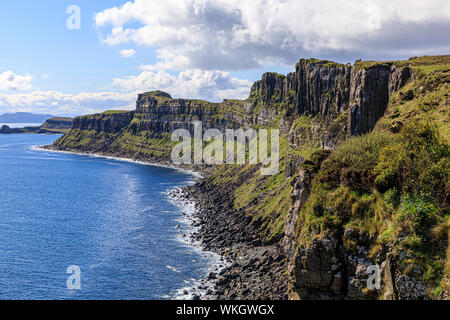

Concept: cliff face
[[72, 111, 134, 133], [56, 59, 412, 153], [285, 57, 449, 301], [50, 55, 449, 300], [131, 91, 245, 135], [250, 59, 412, 136], [39, 117, 73, 132]]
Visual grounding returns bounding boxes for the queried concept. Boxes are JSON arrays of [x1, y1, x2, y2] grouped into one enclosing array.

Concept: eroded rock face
[[250, 60, 412, 136], [72, 111, 134, 133], [41, 117, 72, 129], [349, 66, 391, 135], [293, 61, 351, 116], [284, 139, 430, 301], [284, 169, 314, 262], [389, 66, 413, 95], [276, 61, 419, 301], [134, 95, 244, 135], [289, 228, 431, 300], [291, 234, 346, 300]]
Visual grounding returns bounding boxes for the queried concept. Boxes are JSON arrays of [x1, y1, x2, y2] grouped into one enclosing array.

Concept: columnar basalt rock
[[49, 57, 427, 300], [250, 60, 412, 136], [62, 59, 412, 152], [72, 111, 134, 133], [348, 66, 391, 135], [133, 92, 250, 135]]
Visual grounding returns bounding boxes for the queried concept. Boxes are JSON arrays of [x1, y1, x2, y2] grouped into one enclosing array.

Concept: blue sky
[[0, 0, 449, 116], [0, 1, 158, 93]]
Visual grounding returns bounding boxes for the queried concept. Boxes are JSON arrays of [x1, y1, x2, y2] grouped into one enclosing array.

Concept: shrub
[[432, 216, 450, 241], [301, 149, 331, 171], [396, 194, 439, 235], [373, 120, 449, 200], [373, 144, 405, 191], [319, 133, 395, 188]]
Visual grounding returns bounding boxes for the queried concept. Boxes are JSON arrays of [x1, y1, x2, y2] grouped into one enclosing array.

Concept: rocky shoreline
[[180, 175, 288, 300], [41, 145, 288, 300]]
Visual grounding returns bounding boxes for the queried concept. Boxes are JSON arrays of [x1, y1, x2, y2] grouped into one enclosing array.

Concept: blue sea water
[[0, 134, 214, 299]]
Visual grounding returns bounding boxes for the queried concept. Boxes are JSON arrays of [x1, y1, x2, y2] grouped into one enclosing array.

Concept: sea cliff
[[48, 55, 449, 300]]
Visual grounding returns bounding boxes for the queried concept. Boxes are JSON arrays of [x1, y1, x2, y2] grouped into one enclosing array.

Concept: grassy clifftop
[[375, 55, 450, 141], [292, 55, 449, 299]]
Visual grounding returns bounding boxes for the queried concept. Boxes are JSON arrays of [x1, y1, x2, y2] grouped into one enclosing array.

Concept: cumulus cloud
[[0, 90, 136, 116], [95, 0, 450, 69], [4, 1, 448, 116], [0, 69, 252, 115], [111, 68, 252, 101], [119, 48, 136, 58], [0, 71, 33, 91]]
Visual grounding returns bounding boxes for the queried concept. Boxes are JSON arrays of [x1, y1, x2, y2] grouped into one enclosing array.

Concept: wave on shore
[[33, 144, 226, 300], [166, 187, 229, 300], [31, 145, 203, 179]]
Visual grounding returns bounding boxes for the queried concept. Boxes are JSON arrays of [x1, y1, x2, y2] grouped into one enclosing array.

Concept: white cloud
[[5, 1, 448, 116], [0, 71, 33, 91], [0, 90, 136, 116], [0, 68, 252, 115], [119, 48, 136, 58], [111, 68, 252, 101], [95, 0, 450, 69]]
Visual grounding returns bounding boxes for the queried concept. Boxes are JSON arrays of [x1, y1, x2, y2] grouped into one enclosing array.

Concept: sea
[[0, 123, 42, 128], [0, 134, 219, 299]]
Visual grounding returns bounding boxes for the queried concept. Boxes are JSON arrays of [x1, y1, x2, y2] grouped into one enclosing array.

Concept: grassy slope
[[203, 55, 448, 297], [375, 55, 450, 142], [296, 55, 450, 298]]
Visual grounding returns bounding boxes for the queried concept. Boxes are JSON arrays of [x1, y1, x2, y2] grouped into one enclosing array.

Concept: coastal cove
[[0, 134, 221, 299]]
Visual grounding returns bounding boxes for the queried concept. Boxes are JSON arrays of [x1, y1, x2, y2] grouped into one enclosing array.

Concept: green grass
[[296, 120, 449, 296], [299, 58, 347, 68], [375, 57, 450, 142]]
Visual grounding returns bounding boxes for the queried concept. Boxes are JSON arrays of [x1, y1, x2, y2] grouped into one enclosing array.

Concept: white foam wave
[[32, 144, 224, 300], [166, 265, 181, 273], [167, 187, 230, 300], [31, 145, 203, 179]]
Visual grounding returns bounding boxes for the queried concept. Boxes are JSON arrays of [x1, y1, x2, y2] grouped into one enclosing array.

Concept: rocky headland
[[45, 55, 450, 300], [0, 117, 73, 134]]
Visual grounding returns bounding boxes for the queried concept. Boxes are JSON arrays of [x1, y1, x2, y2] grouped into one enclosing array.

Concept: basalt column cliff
[[50, 55, 450, 300]]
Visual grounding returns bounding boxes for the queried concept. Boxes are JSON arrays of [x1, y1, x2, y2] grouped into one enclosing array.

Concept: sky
[[0, 0, 449, 117]]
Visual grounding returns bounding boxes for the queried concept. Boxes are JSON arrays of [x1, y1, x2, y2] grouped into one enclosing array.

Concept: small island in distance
[[0, 112, 73, 134]]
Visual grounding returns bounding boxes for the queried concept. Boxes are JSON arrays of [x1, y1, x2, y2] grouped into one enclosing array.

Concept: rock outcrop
[[53, 59, 413, 154], [250, 59, 412, 136], [72, 111, 134, 133], [0, 117, 73, 134], [132, 92, 245, 135], [47, 56, 450, 301]]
